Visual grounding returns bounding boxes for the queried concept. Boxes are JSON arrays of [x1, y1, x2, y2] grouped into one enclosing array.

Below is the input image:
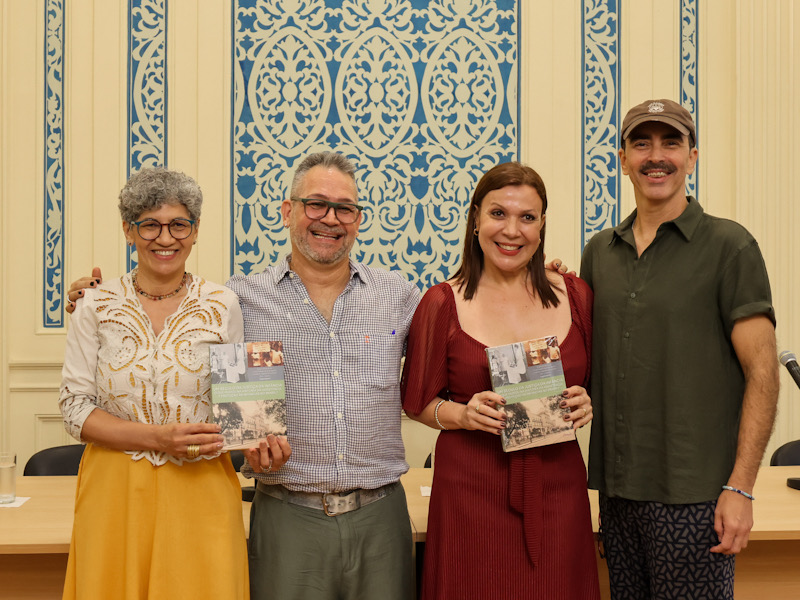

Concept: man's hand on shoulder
[[66, 267, 103, 314]]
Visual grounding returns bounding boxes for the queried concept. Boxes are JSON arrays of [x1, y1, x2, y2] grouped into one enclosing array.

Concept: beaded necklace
[[132, 268, 188, 301]]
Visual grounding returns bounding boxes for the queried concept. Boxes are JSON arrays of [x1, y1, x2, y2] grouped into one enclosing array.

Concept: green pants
[[248, 483, 414, 600]]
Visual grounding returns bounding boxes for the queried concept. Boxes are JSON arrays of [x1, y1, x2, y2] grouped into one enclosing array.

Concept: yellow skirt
[[62, 444, 249, 600]]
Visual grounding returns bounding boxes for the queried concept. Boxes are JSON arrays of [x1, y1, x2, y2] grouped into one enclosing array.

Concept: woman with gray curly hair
[[59, 168, 251, 599]]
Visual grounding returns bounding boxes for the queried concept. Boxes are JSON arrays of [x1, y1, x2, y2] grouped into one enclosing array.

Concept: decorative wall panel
[[231, 0, 520, 287], [127, 0, 167, 270], [681, 0, 698, 197], [581, 0, 619, 247], [43, 0, 65, 328]]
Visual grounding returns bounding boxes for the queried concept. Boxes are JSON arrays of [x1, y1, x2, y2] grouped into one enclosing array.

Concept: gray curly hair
[[290, 152, 357, 199], [118, 168, 203, 223]]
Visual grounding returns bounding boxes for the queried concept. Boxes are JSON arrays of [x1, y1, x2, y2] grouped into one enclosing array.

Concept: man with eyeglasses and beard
[[227, 151, 419, 600], [580, 100, 779, 599]]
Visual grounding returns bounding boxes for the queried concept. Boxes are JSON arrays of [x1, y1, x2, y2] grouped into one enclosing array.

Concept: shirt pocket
[[357, 333, 404, 389]]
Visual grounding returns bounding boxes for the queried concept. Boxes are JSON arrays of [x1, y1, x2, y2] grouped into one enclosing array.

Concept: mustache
[[640, 161, 677, 174]]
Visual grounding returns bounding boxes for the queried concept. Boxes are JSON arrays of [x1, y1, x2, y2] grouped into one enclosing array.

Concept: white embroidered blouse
[[59, 273, 244, 466]]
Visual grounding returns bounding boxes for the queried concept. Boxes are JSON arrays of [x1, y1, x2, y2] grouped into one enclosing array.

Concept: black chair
[[770, 440, 800, 466], [24, 444, 85, 476], [229, 449, 256, 502]]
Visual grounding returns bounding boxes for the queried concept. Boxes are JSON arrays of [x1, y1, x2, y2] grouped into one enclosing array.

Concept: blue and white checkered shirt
[[226, 255, 420, 492]]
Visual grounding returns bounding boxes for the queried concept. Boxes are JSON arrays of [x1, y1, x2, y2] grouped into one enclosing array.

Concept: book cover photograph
[[210, 341, 287, 450], [486, 336, 575, 452]]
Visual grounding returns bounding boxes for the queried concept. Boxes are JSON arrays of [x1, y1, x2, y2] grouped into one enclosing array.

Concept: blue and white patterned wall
[[127, 0, 167, 270], [43, 0, 65, 328], [230, 0, 520, 288], [42, 0, 700, 324]]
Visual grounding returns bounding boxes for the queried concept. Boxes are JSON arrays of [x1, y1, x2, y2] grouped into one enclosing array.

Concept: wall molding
[[7, 362, 64, 370]]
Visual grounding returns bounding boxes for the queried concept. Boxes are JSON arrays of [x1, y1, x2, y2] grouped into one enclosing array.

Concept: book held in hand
[[209, 341, 287, 450], [486, 335, 575, 452]]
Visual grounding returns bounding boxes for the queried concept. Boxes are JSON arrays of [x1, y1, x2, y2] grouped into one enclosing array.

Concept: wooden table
[[3, 468, 799, 599], [400, 466, 800, 600]]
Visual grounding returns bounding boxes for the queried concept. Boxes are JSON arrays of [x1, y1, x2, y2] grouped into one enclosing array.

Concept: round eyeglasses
[[130, 218, 196, 240], [291, 197, 363, 224]]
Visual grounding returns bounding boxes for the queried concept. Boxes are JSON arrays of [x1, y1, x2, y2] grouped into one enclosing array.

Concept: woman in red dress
[[402, 162, 601, 599]]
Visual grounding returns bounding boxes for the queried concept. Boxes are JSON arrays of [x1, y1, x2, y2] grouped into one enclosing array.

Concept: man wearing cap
[[580, 99, 779, 598]]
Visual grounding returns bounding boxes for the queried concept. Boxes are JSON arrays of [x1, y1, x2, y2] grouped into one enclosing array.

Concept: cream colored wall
[[2, 1, 799, 470]]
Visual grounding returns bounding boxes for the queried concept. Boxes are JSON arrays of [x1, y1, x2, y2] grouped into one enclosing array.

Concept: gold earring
[[473, 228, 479, 236]]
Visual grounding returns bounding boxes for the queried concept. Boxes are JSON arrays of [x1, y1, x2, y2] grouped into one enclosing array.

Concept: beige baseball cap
[[621, 99, 696, 146]]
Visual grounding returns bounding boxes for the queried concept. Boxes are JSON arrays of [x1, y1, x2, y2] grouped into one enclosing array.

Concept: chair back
[[770, 440, 800, 466], [23, 444, 85, 476], [227, 449, 255, 502], [229, 449, 246, 471]]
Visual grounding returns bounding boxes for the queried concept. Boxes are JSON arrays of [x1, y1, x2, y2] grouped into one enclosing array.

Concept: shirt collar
[[273, 253, 368, 286], [611, 196, 703, 245]]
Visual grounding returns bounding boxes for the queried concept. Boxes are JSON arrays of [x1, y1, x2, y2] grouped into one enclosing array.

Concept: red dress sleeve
[[563, 273, 593, 388], [401, 282, 456, 415]]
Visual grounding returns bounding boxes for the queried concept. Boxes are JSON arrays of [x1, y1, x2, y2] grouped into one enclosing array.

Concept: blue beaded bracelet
[[721, 485, 755, 501]]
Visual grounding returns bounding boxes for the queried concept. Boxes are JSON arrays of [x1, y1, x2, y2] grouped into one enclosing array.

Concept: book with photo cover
[[485, 335, 575, 452], [209, 341, 287, 450]]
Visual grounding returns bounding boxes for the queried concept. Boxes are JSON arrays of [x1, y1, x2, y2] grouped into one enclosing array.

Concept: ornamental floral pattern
[[681, 0, 698, 197], [231, 0, 520, 287], [127, 0, 167, 270], [44, 0, 65, 328], [581, 0, 620, 247]]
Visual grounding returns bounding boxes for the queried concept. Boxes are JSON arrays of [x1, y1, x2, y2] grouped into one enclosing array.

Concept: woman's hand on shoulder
[[156, 421, 224, 459], [244, 434, 292, 474], [459, 391, 507, 435], [560, 385, 593, 429], [544, 257, 576, 276]]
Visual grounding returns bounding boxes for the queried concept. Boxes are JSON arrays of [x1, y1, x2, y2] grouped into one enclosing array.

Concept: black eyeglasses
[[130, 218, 196, 240], [291, 197, 363, 224]]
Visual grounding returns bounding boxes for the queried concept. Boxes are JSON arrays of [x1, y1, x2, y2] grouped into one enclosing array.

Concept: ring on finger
[[582, 408, 588, 418], [475, 403, 481, 414], [264, 457, 273, 473], [187, 444, 200, 459]]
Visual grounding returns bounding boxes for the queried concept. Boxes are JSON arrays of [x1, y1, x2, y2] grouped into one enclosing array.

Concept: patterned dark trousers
[[599, 494, 735, 600]]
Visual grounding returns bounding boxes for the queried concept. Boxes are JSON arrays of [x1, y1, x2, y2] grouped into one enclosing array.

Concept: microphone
[[778, 351, 800, 491], [779, 351, 800, 390]]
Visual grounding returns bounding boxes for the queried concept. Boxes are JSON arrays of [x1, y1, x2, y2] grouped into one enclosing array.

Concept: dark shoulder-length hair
[[452, 162, 559, 308]]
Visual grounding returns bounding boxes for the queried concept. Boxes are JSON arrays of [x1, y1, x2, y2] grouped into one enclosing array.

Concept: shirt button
[[337, 412, 343, 419], [289, 273, 295, 279], [617, 413, 624, 421], [624, 332, 630, 338], [630, 292, 636, 299], [333, 370, 340, 377], [330, 332, 335, 338], [619, 373, 625, 379], [303, 298, 309, 304], [338, 454, 343, 460]]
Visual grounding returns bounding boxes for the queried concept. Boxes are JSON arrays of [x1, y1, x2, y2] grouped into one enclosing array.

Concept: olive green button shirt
[[580, 197, 775, 504]]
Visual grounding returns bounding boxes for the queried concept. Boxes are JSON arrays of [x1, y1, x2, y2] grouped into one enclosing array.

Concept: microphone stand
[[778, 351, 800, 490]]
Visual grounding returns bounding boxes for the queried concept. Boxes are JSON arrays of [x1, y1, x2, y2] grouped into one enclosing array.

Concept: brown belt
[[256, 481, 398, 516]]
